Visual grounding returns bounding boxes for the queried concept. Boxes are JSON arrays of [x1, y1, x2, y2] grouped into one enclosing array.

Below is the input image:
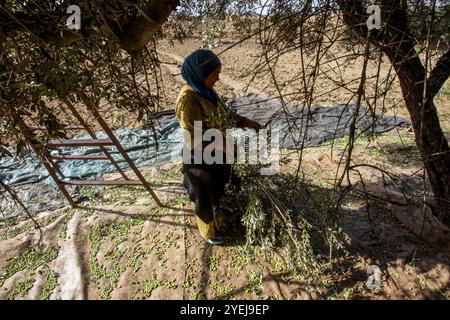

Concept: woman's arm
[[176, 92, 205, 150]]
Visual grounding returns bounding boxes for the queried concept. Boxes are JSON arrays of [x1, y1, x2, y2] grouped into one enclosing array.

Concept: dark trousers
[[182, 161, 231, 224]]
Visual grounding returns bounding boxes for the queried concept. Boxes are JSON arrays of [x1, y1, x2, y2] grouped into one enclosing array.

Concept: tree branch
[[0, 179, 43, 245], [118, 0, 179, 54], [0, 6, 99, 46], [427, 48, 450, 98], [336, 0, 412, 47], [1, 0, 180, 54]]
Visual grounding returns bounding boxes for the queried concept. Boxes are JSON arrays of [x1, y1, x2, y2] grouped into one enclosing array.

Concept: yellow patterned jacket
[[175, 84, 238, 151]]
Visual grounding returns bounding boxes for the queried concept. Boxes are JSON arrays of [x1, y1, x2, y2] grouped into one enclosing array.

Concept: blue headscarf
[[181, 49, 221, 105]]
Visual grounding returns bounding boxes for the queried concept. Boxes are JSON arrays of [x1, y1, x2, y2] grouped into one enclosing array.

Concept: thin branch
[[0, 180, 43, 245]]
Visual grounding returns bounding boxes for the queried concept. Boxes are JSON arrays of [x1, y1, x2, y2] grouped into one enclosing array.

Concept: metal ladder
[[28, 99, 162, 208]]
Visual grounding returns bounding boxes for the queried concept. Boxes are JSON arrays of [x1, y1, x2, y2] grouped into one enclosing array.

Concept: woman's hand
[[245, 119, 263, 132], [236, 115, 263, 132]]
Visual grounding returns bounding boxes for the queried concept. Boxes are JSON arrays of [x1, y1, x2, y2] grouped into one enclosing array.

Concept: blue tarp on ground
[[0, 122, 184, 186]]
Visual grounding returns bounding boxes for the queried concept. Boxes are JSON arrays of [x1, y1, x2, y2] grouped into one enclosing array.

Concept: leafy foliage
[[220, 165, 349, 287]]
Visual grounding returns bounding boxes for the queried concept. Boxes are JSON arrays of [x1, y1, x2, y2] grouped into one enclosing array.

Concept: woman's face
[[204, 65, 222, 89]]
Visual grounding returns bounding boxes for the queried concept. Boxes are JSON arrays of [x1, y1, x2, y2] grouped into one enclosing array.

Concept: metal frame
[[29, 100, 162, 207]]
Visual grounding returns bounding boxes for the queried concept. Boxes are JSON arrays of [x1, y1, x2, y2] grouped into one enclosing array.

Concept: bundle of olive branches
[[220, 165, 349, 286]]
